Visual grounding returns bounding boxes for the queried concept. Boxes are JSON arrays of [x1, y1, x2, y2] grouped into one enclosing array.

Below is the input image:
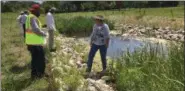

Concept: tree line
[[1, 1, 182, 13]]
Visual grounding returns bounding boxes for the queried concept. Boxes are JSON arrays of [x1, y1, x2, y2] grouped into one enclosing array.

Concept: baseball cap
[[29, 4, 40, 12]]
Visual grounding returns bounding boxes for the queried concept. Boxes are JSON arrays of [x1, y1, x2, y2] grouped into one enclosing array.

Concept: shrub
[[55, 16, 115, 36]]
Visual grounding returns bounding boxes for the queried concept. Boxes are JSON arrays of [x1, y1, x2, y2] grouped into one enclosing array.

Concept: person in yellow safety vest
[[26, 4, 47, 79]]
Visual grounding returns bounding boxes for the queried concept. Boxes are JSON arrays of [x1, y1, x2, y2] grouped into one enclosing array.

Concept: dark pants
[[22, 24, 26, 38], [87, 44, 107, 72], [27, 45, 45, 78]]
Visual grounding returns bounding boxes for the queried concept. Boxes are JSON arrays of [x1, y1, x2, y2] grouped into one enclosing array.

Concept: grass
[[110, 42, 184, 91]]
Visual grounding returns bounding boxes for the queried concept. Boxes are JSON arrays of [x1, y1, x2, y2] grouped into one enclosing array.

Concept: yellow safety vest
[[25, 14, 44, 45]]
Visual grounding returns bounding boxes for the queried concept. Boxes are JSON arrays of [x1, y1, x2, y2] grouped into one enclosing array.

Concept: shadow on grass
[[9, 62, 31, 74]]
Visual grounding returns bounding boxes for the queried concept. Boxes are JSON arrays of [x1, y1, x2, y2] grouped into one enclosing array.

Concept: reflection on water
[[79, 36, 168, 59], [107, 36, 144, 58]]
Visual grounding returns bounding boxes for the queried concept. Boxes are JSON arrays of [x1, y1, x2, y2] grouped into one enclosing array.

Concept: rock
[[81, 64, 87, 68], [134, 27, 139, 30], [115, 34, 121, 36], [139, 25, 144, 29], [169, 34, 173, 38], [122, 33, 129, 37], [171, 30, 176, 34], [146, 27, 152, 31], [128, 25, 132, 29], [166, 35, 171, 40], [163, 34, 168, 39], [128, 29, 135, 34], [76, 60, 82, 68], [88, 72, 97, 79], [87, 78, 96, 84], [171, 34, 179, 40], [96, 79, 106, 85], [101, 76, 112, 81], [177, 29, 184, 34], [95, 79, 114, 91], [156, 35, 162, 38], [62, 84, 70, 91], [165, 27, 171, 31], [158, 27, 164, 32], [153, 27, 159, 30], [163, 30, 170, 34], [180, 36, 184, 41], [140, 29, 146, 34], [51, 52, 56, 56], [69, 59, 75, 66], [137, 32, 143, 36], [87, 78, 114, 91], [88, 86, 97, 91], [177, 34, 184, 41], [155, 30, 160, 35]]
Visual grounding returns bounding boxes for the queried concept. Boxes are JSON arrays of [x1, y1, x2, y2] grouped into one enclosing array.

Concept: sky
[[33, 0, 43, 4], [1, 0, 43, 4]]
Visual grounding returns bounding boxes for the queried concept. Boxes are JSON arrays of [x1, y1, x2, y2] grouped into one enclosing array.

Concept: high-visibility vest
[[25, 14, 44, 45]]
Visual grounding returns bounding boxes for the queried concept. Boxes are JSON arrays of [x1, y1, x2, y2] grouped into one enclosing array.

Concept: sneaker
[[84, 72, 90, 79], [99, 70, 106, 77]]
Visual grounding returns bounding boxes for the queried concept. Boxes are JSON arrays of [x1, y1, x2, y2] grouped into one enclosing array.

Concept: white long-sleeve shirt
[[16, 14, 27, 24], [46, 12, 56, 31], [21, 14, 27, 24], [17, 15, 22, 24]]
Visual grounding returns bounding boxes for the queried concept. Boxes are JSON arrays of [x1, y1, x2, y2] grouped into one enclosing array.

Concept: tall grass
[[55, 16, 115, 36], [55, 6, 184, 31], [110, 42, 184, 91]]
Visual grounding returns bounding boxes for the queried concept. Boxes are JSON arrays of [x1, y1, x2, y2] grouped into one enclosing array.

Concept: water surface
[[78, 36, 168, 59]]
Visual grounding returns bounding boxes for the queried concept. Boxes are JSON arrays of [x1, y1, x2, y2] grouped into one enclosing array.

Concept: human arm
[[30, 17, 46, 36], [17, 15, 22, 24], [90, 25, 96, 46], [104, 24, 110, 48]]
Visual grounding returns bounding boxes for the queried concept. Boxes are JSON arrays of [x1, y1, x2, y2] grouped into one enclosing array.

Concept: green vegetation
[[1, 6, 184, 91], [55, 16, 114, 36], [110, 43, 184, 91], [54, 6, 184, 32]]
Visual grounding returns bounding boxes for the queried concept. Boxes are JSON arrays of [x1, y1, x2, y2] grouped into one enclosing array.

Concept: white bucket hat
[[49, 7, 56, 12], [93, 15, 104, 21]]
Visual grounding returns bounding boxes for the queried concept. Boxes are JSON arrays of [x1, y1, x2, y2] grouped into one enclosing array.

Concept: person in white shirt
[[46, 7, 56, 52], [17, 11, 24, 36], [16, 11, 28, 39], [22, 11, 28, 38]]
